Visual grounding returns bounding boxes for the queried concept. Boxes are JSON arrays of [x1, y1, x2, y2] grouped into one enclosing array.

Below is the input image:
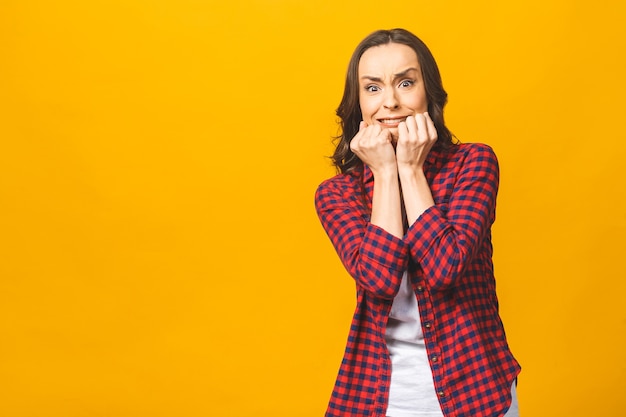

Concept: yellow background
[[1, 0, 625, 416]]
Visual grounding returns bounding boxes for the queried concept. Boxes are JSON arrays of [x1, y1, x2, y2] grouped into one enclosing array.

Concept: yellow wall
[[1, 0, 625, 416]]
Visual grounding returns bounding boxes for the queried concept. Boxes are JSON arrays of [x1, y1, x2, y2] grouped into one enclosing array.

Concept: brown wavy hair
[[332, 28, 455, 173]]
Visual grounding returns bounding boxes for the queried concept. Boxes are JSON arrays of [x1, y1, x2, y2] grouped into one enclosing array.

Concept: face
[[358, 43, 428, 139]]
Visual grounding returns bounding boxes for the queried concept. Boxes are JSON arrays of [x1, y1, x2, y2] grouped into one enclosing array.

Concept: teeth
[[381, 118, 405, 124]]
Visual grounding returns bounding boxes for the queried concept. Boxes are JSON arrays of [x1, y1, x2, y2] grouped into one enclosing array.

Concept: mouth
[[377, 117, 408, 127]]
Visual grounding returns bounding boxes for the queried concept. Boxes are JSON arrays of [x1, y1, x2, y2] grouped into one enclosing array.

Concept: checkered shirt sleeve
[[405, 143, 499, 291], [315, 172, 409, 299]]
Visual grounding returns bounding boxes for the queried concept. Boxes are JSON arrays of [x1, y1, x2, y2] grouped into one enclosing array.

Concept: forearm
[[398, 166, 434, 226], [315, 177, 409, 299], [370, 170, 404, 239], [402, 144, 499, 291]]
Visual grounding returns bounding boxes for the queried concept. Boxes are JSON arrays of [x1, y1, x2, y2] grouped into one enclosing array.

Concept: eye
[[365, 84, 381, 92], [399, 79, 415, 88]]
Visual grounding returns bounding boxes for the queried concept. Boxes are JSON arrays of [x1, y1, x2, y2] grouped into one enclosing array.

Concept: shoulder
[[314, 171, 360, 209], [457, 142, 497, 160], [429, 142, 498, 173], [316, 172, 352, 193], [451, 143, 499, 171]]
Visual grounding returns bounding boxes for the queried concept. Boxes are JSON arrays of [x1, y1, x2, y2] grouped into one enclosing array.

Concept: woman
[[315, 29, 521, 417]]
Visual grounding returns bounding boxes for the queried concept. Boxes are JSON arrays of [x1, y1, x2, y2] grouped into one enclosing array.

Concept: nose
[[382, 88, 399, 109]]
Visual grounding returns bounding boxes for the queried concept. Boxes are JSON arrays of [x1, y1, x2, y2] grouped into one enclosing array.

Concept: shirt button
[[438, 390, 445, 397], [424, 322, 432, 329], [416, 285, 424, 292], [431, 355, 438, 363]]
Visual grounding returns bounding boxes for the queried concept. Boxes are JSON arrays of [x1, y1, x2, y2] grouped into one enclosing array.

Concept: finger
[[363, 124, 383, 146], [397, 120, 408, 144], [353, 124, 376, 152], [402, 115, 418, 143], [370, 123, 381, 137], [380, 126, 394, 144], [423, 112, 438, 141], [414, 113, 429, 142], [350, 127, 365, 152]]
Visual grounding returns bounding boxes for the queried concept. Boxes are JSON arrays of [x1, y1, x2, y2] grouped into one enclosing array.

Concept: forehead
[[358, 43, 420, 77]]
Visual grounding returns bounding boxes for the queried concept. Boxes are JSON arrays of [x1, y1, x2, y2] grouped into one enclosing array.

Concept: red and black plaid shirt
[[315, 143, 521, 417]]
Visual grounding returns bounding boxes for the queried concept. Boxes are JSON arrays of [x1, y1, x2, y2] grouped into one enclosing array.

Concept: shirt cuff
[[361, 223, 409, 272], [405, 205, 449, 262]]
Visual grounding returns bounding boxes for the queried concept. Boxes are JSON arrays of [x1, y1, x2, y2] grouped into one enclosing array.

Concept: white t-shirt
[[384, 272, 519, 417], [385, 272, 444, 417]]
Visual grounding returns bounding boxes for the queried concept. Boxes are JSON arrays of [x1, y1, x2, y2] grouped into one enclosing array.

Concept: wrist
[[397, 164, 423, 179], [370, 163, 398, 179]]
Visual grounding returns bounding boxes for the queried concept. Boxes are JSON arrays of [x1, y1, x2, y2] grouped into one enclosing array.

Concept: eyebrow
[[360, 67, 419, 82]]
